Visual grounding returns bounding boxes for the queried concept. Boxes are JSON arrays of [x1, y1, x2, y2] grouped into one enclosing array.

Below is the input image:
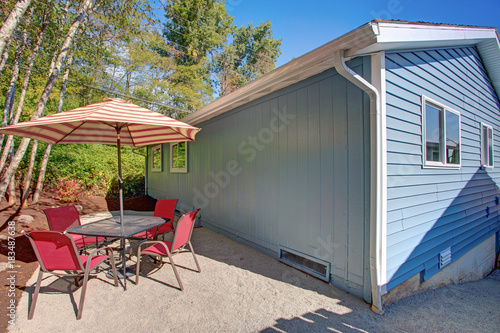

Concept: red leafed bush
[[50, 179, 82, 203]]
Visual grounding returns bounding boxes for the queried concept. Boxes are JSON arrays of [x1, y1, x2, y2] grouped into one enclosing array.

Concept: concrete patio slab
[[8, 223, 500, 332]]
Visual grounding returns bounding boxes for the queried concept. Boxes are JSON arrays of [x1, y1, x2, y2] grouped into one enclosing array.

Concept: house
[[145, 20, 500, 312]]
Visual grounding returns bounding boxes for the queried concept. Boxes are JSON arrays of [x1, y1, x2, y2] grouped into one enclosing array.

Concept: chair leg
[[28, 270, 44, 320], [108, 252, 119, 287], [188, 241, 201, 273], [135, 248, 142, 285], [166, 251, 183, 291], [76, 266, 92, 320]]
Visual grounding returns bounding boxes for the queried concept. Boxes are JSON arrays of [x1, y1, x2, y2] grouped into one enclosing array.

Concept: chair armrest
[[136, 240, 171, 255], [137, 240, 163, 250]]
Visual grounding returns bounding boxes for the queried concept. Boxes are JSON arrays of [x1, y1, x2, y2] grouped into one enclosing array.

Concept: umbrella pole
[[117, 131, 124, 225], [117, 129, 127, 288]]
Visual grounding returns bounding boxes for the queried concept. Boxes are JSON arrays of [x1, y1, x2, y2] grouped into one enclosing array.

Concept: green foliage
[[24, 143, 146, 197], [106, 173, 145, 198], [0, 0, 283, 204], [212, 21, 282, 96], [163, 0, 233, 66], [161, 0, 282, 108], [161, 0, 234, 111]]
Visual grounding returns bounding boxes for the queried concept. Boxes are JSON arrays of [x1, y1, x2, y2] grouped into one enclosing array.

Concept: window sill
[[170, 169, 188, 173], [422, 163, 461, 170]]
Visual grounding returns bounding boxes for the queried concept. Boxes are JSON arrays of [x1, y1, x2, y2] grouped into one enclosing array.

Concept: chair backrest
[[153, 199, 178, 234], [171, 209, 200, 252], [23, 231, 83, 272], [44, 205, 81, 232], [153, 199, 178, 220]]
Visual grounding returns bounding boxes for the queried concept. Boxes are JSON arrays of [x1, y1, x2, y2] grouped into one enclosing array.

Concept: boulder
[[17, 215, 34, 224]]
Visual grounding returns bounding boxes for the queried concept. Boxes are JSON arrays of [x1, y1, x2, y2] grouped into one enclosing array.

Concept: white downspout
[[333, 49, 385, 314]]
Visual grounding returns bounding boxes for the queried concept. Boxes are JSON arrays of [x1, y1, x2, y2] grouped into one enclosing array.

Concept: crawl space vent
[[279, 247, 329, 281], [439, 247, 452, 268]]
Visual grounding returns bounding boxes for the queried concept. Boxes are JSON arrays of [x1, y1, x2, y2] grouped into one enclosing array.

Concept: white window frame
[[421, 95, 461, 169], [170, 142, 188, 173], [481, 122, 494, 169], [151, 144, 163, 172]]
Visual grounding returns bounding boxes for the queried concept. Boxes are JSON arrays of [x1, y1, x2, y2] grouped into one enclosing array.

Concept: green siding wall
[[147, 57, 372, 299]]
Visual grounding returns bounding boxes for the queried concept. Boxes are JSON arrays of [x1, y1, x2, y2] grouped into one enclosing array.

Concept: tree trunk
[[32, 48, 75, 205], [7, 177, 16, 206], [32, 144, 52, 204], [0, 22, 47, 174], [20, 140, 38, 208], [0, 0, 33, 56], [0, 28, 28, 151], [0, 82, 16, 139], [0, 37, 12, 74], [0, 0, 95, 201], [6, 146, 16, 206]]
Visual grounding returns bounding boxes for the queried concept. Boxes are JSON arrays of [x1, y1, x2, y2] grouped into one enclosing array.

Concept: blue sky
[[225, 0, 500, 68]]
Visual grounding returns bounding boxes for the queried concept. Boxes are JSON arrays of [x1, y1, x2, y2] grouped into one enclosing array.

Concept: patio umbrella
[[0, 98, 201, 223]]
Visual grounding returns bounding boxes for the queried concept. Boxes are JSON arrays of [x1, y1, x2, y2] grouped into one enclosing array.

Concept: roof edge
[[182, 21, 500, 125], [182, 22, 377, 125]]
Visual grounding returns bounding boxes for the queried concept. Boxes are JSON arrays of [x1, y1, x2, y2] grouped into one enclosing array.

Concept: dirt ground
[[0, 191, 157, 333]]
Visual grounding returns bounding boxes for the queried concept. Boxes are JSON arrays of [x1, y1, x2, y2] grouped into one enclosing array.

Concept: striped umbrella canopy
[[0, 98, 200, 146], [0, 98, 201, 223]]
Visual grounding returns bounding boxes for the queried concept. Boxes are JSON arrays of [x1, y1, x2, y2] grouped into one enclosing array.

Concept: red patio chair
[[135, 208, 201, 290], [44, 205, 102, 252], [133, 199, 178, 239], [23, 230, 119, 320]]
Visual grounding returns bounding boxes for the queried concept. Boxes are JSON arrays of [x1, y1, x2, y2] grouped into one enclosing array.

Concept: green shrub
[[17, 142, 146, 198], [106, 174, 145, 198]]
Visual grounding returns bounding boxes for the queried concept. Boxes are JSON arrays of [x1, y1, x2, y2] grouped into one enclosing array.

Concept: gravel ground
[[8, 214, 500, 332]]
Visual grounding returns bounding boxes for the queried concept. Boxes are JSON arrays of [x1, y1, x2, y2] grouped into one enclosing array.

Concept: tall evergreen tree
[[162, 0, 232, 110], [212, 20, 282, 96]]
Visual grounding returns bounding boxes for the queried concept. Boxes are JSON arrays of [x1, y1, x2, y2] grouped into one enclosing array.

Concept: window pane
[[426, 103, 442, 162], [152, 147, 161, 170], [445, 111, 460, 164], [172, 144, 178, 168], [178, 142, 186, 168], [172, 142, 186, 169], [488, 128, 493, 166], [482, 126, 488, 165]]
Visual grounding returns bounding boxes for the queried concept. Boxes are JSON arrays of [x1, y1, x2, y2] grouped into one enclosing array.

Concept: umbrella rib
[[53, 120, 88, 144], [122, 124, 136, 146]]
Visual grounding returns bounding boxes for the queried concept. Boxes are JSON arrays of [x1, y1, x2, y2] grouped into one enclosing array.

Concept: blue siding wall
[[147, 58, 372, 299], [385, 47, 500, 291]]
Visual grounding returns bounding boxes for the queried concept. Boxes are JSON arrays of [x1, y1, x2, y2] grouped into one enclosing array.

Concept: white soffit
[[183, 21, 500, 125], [360, 22, 500, 100]]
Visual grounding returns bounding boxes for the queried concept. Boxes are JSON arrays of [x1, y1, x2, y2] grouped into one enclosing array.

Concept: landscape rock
[[75, 205, 83, 212], [16, 215, 35, 224]]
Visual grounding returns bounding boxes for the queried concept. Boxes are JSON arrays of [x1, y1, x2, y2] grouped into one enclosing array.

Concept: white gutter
[[333, 49, 386, 314]]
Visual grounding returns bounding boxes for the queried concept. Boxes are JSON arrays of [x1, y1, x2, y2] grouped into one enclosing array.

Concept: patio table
[[67, 215, 167, 289]]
